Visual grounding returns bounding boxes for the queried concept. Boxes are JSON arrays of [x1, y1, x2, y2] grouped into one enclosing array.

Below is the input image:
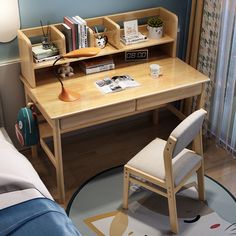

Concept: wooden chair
[[123, 109, 207, 234]]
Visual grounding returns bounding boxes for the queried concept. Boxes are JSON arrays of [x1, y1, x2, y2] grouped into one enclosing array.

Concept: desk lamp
[[53, 47, 100, 102]]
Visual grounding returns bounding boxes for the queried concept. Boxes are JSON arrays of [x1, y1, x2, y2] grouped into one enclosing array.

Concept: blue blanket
[[0, 198, 81, 236]]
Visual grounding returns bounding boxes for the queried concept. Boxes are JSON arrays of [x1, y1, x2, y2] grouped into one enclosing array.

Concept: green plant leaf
[[147, 17, 164, 28]]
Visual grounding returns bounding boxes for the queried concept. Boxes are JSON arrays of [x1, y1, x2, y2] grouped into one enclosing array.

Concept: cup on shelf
[[150, 64, 161, 79]]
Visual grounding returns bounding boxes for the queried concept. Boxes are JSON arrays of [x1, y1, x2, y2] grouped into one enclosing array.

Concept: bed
[[0, 99, 81, 235]]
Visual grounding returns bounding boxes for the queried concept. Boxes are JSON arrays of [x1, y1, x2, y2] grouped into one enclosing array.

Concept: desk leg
[[193, 85, 206, 152], [24, 87, 38, 158], [196, 84, 205, 110], [31, 145, 38, 158], [183, 98, 193, 115], [152, 109, 159, 125], [53, 120, 65, 203]]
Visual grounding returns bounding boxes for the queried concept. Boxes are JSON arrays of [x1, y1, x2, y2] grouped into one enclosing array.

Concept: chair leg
[[167, 189, 179, 234], [123, 167, 130, 209], [197, 163, 205, 201]]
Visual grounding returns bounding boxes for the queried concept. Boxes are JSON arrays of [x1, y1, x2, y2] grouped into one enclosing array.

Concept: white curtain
[[210, 0, 236, 155]]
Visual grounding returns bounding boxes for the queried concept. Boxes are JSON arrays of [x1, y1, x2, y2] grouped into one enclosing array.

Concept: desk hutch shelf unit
[[18, 7, 210, 204], [18, 7, 178, 88]]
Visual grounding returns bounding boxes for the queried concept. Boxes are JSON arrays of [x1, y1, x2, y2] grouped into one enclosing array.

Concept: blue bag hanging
[[15, 105, 39, 147]]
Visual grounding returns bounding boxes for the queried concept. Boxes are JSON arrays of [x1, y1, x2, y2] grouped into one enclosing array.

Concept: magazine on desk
[[95, 75, 140, 94]]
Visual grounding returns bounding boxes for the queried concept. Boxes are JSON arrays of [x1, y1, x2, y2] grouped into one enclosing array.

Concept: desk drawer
[[137, 85, 202, 111], [60, 100, 135, 131]]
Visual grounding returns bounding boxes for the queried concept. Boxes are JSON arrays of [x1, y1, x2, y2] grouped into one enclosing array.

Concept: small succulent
[[147, 16, 164, 28]]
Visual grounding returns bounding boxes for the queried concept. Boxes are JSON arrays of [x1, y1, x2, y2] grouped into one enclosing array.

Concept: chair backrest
[[166, 109, 207, 158]]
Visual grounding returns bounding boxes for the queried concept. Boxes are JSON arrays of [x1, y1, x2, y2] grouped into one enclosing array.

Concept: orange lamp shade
[[63, 47, 101, 58]]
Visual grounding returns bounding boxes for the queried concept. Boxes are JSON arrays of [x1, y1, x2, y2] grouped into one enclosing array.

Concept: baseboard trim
[[0, 58, 20, 67]]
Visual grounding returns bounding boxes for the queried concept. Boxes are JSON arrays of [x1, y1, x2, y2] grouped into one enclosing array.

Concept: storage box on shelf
[[18, 7, 178, 88]]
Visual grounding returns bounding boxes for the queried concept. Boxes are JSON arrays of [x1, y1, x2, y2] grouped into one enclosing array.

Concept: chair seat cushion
[[127, 138, 202, 186]]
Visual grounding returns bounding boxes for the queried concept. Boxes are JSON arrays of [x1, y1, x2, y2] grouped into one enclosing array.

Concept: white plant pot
[[147, 26, 163, 39]]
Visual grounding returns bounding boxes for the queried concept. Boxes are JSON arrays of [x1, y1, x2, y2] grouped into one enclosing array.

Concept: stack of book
[[32, 44, 59, 63], [120, 32, 148, 45], [79, 56, 115, 74], [62, 15, 89, 52]]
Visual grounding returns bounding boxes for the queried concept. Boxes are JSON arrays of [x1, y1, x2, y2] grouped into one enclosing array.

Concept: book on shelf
[[63, 16, 78, 50], [73, 15, 88, 48], [79, 56, 115, 75], [33, 54, 60, 63], [60, 23, 73, 52], [63, 15, 88, 51], [32, 44, 59, 60], [82, 64, 115, 74], [120, 32, 148, 45]]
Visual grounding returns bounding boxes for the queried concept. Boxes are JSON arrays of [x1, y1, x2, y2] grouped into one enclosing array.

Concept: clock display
[[125, 49, 149, 61]]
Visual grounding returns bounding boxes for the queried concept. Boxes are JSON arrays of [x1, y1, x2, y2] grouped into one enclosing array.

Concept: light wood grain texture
[[18, 26, 65, 88], [166, 104, 186, 120], [18, 7, 209, 204], [123, 112, 206, 234], [22, 57, 209, 203], [107, 7, 178, 51], [50, 25, 66, 55], [86, 16, 121, 50], [123, 167, 130, 209], [23, 58, 209, 120], [18, 7, 177, 87], [53, 119, 65, 203], [18, 30, 35, 87], [21, 110, 236, 210]]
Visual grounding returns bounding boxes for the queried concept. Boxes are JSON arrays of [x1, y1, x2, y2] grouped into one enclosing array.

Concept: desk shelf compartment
[[18, 7, 178, 89], [107, 7, 178, 56], [18, 25, 66, 88], [86, 16, 120, 50]]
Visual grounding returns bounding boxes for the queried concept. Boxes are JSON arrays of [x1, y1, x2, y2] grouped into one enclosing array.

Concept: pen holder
[[95, 35, 108, 49], [41, 36, 51, 49]]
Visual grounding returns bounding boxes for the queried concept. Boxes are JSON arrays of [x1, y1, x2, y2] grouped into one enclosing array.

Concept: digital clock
[[125, 49, 149, 61]]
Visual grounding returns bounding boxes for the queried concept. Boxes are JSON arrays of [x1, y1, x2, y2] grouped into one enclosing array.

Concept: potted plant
[[147, 16, 164, 39]]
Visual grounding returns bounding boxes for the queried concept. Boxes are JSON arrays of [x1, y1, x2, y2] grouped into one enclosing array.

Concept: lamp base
[[59, 86, 80, 102]]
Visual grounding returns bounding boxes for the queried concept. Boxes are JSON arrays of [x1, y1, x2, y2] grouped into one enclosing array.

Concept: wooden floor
[[22, 109, 236, 206]]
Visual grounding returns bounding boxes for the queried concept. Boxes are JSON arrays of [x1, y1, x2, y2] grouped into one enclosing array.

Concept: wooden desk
[[22, 57, 209, 203]]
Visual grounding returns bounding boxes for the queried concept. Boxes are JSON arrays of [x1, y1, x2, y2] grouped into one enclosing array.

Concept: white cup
[[150, 64, 161, 78]]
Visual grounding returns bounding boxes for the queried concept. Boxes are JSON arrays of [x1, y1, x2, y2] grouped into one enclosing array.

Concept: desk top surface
[[26, 57, 210, 120]]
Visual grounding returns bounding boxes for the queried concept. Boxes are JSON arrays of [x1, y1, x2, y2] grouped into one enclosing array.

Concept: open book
[[95, 75, 140, 94]]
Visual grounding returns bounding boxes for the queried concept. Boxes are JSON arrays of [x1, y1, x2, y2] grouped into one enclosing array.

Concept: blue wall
[[0, 0, 191, 62]]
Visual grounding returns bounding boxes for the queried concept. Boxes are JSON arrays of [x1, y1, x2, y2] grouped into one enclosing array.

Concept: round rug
[[67, 167, 236, 235]]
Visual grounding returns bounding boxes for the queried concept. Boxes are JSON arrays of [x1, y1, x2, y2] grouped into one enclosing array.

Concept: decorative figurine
[[94, 27, 108, 49], [58, 63, 74, 78]]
